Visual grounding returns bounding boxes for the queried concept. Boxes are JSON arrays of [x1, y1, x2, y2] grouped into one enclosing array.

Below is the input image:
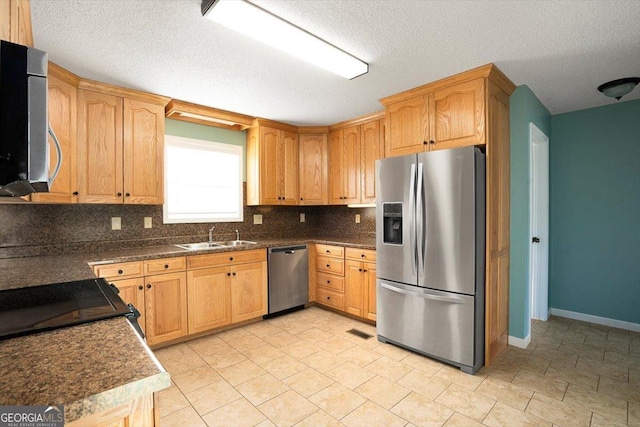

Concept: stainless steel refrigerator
[[376, 146, 485, 374]]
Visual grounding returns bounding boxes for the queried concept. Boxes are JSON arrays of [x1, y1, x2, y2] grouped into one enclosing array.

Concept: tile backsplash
[[0, 199, 375, 258]]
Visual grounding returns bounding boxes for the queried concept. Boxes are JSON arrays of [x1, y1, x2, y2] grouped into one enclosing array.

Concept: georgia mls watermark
[[0, 406, 64, 427]]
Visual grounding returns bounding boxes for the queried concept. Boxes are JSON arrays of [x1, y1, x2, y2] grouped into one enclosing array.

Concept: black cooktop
[[0, 278, 129, 341]]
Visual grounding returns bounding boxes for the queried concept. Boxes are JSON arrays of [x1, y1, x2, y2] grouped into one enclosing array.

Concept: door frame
[[529, 123, 550, 322]]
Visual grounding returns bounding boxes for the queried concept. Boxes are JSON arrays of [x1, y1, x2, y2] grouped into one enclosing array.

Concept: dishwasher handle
[[269, 245, 307, 254]]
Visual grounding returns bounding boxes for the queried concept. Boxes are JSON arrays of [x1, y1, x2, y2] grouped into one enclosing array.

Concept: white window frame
[[163, 134, 243, 224]]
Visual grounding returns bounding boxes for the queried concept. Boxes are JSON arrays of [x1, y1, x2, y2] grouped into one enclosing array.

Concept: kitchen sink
[[175, 242, 224, 250], [175, 240, 257, 250], [215, 240, 257, 247]]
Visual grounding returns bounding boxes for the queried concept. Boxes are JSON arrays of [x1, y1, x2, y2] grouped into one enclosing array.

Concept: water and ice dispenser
[[382, 202, 403, 245]]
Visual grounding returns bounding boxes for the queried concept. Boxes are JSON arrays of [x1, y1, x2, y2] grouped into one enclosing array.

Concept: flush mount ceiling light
[[597, 77, 640, 100], [201, 0, 368, 79]]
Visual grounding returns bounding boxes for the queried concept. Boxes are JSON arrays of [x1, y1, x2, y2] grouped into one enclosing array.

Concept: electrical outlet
[[355, 214, 361, 224], [111, 217, 121, 230], [300, 213, 305, 223], [253, 214, 263, 225], [144, 217, 152, 229]]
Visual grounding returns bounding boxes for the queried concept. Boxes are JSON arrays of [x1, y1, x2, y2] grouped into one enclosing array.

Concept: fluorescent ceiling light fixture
[[202, 0, 368, 79]]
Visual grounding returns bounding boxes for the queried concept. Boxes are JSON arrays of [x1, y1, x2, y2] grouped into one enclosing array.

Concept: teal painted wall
[[549, 99, 640, 323], [165, 119, 247, 181], [509, 85, 551, 339]]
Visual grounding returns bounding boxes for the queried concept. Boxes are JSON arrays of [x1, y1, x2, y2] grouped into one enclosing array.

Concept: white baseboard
[[549, 308, 640, 332], [508, 334, 531, 349]]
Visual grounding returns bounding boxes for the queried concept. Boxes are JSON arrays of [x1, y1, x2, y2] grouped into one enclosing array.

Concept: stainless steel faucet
[[208, 226, 215, 243], [235, 230, 240, 241]]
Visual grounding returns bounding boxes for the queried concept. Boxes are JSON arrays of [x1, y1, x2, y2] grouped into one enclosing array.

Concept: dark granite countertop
[[0, 236, 375, 291], [0, 317, 170, 423], [0, 235, 373, 422]]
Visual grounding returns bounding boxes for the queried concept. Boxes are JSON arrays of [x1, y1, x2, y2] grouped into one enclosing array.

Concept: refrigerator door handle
[[409, 163, 417, 275], [380, 283, 466, 304], [416, 162, 425, 279]]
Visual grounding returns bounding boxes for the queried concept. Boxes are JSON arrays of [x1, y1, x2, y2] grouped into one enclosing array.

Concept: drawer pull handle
[[327, 280, 330, 284], [326, 250, 330, 253], [164, 264, 169, 269], [230, 257, 234, 261], [361, 254, 365, 258], [73, 191, 79, 196], [326, 264, 330, 268], [118, 269, 123, 274], [327, 296, 331, 300]]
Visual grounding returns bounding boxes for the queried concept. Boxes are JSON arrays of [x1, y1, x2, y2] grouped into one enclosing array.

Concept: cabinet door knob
[[117, 192, 122, 197], [327, 280, 330, 284], [326, 264, 330, 268], [363, 269, 367, 273], [164, 264, 169, 269], [227, 272, 231, 276], [326, 250, 330, 253], [361, 254, 365, 258], [232, 272, 236, 276], [138, 285, 143, 290], [230, 257, 234, 261], [423, 140, 428, 145], [359, 268, 362, 272], [118, 269, 123, 274], [300, 197, 303, 201], [429, 140, 435, 144], [73, 191, 79, 196], [146, 284, 151, 289], [327, 296, 331, 300]]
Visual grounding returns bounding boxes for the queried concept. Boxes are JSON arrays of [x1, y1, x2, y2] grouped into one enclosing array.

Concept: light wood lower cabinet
[[344, 248, 377, 320], [66, 393, 156, 427], [95, 257, 188, 346], [187, 266, 231, 333], [314, 245, 376, 321], [187, 249, 267, 335], [144, 271, 188, 346]]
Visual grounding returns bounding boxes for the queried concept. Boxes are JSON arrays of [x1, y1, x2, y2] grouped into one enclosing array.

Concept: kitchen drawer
[[316, 244, 344, 259], [316, 256, 344, 275], [316, 288, 344, 310], [345, 248, 376, 262], [93, 261, 144, 280], [187, 249, 267, 270], [317, 271, 344, 292], [144, 257, 186, 275]]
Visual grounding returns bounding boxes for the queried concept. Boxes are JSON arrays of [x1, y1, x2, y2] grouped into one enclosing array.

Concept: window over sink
[[163, 135, 243, 223]]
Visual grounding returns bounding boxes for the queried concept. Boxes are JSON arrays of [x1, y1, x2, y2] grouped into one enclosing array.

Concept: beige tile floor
[[154, 306, 640, 427]]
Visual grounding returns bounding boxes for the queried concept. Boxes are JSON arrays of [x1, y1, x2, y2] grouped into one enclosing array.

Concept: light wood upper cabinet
[[31, 72, 78, 203], [328, 126, 360, 205], [110, 277, 146, 335], [385, 94, 429, 157], [247, 122, 299, 206], [230, 260, 268, 323], [77, 90, 123, 204], [433, 78, 485, 150], [77, 89, 164, 204], [123, 99, 164, 204], [298, 133, 328, 205], [1, 0, 33, 46], [360, 119, 384, 204], [145, 271, 188, 346]]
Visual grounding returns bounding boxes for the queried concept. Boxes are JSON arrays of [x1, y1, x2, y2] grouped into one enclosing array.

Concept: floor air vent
[[346, 328, 373, 339]]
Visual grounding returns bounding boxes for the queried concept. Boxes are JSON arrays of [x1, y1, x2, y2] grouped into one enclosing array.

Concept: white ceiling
[[31, 0, 640, 126]]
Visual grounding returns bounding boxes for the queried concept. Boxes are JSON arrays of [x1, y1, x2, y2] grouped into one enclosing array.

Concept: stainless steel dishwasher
[[266, 245, 308, 318]]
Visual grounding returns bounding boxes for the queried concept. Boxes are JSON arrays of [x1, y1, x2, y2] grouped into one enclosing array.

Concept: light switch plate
[[355, 214, 361, 224], [111, 217, 121, 230], [300, 213, 305, 223], [144, 217, 152, 228], [253, 214, 263, 225]]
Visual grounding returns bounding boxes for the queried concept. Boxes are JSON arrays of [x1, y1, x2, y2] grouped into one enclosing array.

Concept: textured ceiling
[[31, 0, 640, 126]]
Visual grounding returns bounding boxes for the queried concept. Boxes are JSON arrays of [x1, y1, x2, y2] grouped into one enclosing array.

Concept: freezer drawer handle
[[380, 283, 465, 304], [285, 250, 295, 254]]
